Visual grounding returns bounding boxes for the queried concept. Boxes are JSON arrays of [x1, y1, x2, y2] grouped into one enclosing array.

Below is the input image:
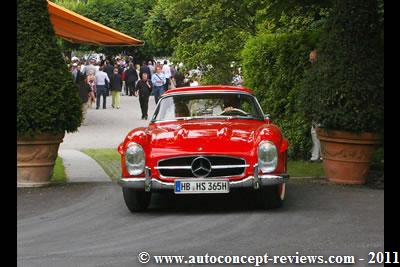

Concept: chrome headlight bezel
[[258, 140, 278, 173], [125, 142, 145, 175]]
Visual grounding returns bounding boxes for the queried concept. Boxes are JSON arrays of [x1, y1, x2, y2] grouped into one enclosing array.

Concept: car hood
[[147, 120, 269, 158]]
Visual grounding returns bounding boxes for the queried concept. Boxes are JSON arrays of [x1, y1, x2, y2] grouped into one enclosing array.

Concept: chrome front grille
[[156, 155, 248, 178]]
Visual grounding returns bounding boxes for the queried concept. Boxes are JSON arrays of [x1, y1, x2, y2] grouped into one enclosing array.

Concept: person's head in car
[[223, 94, 240, 112], [175, 101, 189, 117]]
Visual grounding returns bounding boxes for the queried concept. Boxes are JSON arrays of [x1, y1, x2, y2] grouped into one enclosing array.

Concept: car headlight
[[258, 140, 278, 173], [125, 142, 145, 175]]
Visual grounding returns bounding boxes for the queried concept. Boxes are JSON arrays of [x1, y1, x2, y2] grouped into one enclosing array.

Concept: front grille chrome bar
[[155, 164, 249, 170]]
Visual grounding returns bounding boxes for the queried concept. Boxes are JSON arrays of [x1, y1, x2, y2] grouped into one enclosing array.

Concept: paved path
[[58, 149, 111, 182], [58, 94, 156, 182], [17, 181, 384, 267], [60, 95, 157, 149]]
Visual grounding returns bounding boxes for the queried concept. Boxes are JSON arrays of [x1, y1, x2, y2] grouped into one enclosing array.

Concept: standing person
[[100, 55, 105, 66], [174, 67, 185, 88], [110, 68, 122, 109], [124, 63, 138, 96], [95, 66, 110, 109], [135, 72, 152, 120], [78, 75, 92, 124], [308, 48, 322, 162], [87, 73, 96, 109], [148, 60, 155, 76], [121, 65, 126, 96], [71, 63, 79, 83], [128, 56, 134, 65], [170, 64, 177, 89], [190, 77, 199, 87], [135, 64, 141, 85], [74, 64, 85, 85], [151, 65, 166, 104], [140, 61, 151, 80], [162, 60, 171, 91], [104, 59, 114, 79], [84, 58, 97, 76]]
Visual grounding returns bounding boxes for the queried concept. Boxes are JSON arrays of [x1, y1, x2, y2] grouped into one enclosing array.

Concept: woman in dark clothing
[[124, 63, 138, 96], [174, 68, 185, 88], [135, 72, 152, 120], [110, 68, 123, 109]]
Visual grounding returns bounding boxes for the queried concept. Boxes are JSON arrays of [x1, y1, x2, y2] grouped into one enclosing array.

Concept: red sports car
[[118, 85, 289, 212]]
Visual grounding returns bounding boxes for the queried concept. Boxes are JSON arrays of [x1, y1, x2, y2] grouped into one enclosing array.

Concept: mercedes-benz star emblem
[[191, 157, 212, 178]]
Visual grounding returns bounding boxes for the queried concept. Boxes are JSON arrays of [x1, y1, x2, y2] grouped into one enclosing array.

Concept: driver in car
[[222, 94, 241, 113]]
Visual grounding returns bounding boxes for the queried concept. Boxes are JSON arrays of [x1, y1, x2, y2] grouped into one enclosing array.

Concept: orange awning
[[47, 0, 144, 46]]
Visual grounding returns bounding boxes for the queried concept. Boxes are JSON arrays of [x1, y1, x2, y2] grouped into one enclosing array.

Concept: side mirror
[[264, 114, 271, 123]]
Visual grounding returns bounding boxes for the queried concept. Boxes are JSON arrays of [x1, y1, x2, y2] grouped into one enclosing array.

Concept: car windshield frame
[[151, 91, 265, 123]]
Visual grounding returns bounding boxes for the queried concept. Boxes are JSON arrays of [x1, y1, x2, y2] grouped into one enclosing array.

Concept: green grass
[[81, 148, 325, 180], [51, 156, 67, 183], [288, 160, 325, 178], [81, 148, 120, 181]]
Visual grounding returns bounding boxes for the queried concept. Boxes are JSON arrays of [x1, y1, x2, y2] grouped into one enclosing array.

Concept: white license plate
[[174, 179, 229, 194]]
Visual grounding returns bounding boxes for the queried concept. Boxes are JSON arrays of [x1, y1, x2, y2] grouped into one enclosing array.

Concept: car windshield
[[153, 93, 264, 121]]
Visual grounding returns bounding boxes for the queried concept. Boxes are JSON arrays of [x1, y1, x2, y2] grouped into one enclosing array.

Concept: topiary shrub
[[17, 0, 82, 137], [241, 31, 319, 159], [298, 0, 384, 134]]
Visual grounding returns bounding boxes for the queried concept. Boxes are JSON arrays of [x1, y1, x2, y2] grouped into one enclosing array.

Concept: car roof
[[163, 85, 254, 95]]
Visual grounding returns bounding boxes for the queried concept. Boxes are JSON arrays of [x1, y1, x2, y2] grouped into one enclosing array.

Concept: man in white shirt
[[95, 66, 110, 109], [162, 60, 171, 91]]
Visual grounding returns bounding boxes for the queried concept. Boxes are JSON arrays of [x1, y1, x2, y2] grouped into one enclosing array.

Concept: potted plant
[[299, 0, 383, 184], [17, 0, 82, 187]]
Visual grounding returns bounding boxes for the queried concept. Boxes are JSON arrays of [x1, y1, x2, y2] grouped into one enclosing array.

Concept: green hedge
[[17, 0, 82, 137], [298, 0, 383, 134], [241, 31, 319, 159]]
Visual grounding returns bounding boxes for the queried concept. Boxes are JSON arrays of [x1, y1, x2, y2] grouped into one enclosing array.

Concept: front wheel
[[122, 188, 151, 212], [258, 183, 285, 209]]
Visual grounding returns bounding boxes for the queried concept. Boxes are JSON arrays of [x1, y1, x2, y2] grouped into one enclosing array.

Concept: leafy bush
[[298, 0, 384, 134], [241, 31, 319, 159], [17, 0, 82, 137]]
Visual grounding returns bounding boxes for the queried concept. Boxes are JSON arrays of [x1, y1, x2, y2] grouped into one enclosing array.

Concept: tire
[[258, 183, 285, 209], [122, 188, 151, 212]]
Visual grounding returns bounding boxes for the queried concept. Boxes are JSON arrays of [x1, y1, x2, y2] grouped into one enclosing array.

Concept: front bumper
[[118, 165, 289, 191]]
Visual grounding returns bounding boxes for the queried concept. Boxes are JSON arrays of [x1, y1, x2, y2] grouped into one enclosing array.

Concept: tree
[[55, 0, 158, 61], [145, 0, 262, 83], [17, 0, 82, 136]]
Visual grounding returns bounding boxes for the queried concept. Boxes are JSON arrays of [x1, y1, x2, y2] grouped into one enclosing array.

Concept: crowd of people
[[68, 55, 193, 121]]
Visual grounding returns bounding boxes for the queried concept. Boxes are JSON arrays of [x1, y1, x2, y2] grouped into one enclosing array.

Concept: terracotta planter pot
[[316, 128, 381, 185], [17, 133, 65, 187]]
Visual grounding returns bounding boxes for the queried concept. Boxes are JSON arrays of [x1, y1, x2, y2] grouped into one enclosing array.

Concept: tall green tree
[[145, 0, 268, 84]]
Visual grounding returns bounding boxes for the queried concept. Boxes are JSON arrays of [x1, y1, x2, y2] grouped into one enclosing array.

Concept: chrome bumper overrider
[[118, 165, 289, 191]]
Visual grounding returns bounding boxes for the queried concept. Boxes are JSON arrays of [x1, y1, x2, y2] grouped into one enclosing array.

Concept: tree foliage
[[298, 0, 384, 133], [144, 0, 267, 84], [18, 0, 82, 136], [54, 0, 158, 61]]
